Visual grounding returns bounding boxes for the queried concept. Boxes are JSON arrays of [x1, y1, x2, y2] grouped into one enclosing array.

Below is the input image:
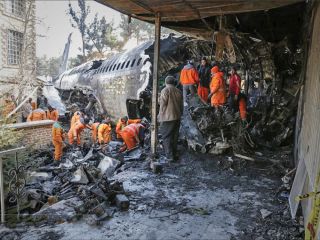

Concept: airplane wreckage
[[50, 2, 304, 156]]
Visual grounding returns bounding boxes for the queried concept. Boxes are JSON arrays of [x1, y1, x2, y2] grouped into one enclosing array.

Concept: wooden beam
[[151, 12, 161, 156], [182, 0, 213, 31], [129, 0, 155, 13]]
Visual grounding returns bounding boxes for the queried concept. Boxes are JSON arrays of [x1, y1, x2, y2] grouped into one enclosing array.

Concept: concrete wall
[[8, 120, 54, 149], [0, 0, 36, 97]]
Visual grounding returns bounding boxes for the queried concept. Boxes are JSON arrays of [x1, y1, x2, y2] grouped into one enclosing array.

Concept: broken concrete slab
[[76, 148, 94, 163], [98, 156, 120, 178], [123, 147, 143, 161], [28, 172, 52, 183], [71, 166, 89, 184], [59, 159, 74, 169], [33, 197, 83, 224], [115, 194, 129, 210]]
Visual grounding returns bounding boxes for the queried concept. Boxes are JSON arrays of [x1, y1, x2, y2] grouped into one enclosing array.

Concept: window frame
[[7, 29, 23, 65]]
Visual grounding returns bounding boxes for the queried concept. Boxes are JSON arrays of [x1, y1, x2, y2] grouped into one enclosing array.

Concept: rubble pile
[[8, 144, 136, 226], [177, 32, 302, 168]]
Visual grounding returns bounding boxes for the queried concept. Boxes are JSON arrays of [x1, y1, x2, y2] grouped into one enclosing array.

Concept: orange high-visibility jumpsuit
[[52, 122, 64, 161], [91, 122, 100, 143], [98, 123, 112, 144], [31, 101, 37, 110], [180, 68, 199, 85], [116, 118, 141, 139], [239, 98, 247, 120], [68, 121, 87, 145], [120, 123, 145, 150], [27, 109, 47, 121], [70, 111, 81, 128], [210, 70, 226, 107], [47, 109, 59, 121]]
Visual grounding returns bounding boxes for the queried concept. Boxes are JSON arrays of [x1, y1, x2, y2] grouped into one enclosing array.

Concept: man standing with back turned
[[158, 76, 183, 161]]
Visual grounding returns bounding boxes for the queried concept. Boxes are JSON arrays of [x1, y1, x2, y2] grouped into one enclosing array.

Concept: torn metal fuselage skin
[[53, 35, 211, 120]]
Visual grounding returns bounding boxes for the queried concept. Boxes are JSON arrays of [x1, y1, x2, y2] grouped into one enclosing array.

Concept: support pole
[[151, 13, 161, 156]]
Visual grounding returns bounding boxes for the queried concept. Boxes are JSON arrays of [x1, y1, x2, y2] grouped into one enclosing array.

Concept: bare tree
[[68, 0, 90, 60]]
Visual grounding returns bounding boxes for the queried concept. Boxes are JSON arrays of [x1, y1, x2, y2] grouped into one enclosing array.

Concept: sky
[[36, 0, 122, 59]]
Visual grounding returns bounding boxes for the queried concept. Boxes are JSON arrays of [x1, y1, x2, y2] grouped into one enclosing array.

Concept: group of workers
[[51, 110, 146, 162], [1, 57, 248, 163], [180, 57, 247, 121], [157, 58, 249, 161]]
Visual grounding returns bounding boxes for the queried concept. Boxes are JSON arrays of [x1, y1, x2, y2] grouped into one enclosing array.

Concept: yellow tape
[[296, 192, 320, 201], [304, 168, 320, 240]]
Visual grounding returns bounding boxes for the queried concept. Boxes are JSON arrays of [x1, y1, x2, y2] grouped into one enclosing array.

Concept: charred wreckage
[[2, 2, 307, 235], [50, 2, 304, 161]]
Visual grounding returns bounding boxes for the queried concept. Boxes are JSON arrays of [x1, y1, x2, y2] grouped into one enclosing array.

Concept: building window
[[5, 0, 25, 17], [7, 30, 23, 65]]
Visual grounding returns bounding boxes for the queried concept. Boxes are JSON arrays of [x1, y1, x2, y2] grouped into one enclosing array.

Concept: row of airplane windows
[[68, 57, 144, 76], [96, 57, 144, 74]]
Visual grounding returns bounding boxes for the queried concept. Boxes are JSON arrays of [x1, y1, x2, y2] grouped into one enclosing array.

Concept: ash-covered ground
[[2, 145, 302, 240]]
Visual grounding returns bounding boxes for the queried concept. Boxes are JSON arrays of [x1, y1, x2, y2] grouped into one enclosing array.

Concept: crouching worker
[[116, 116, 141, 139], [158, 75, 183, 161], [52, 116, 65, 161], [68, 117, 90, 146], [46, 106, 59, 121], [119, 123, 145, 152], [27, 108, 47, 121], [98, 118, 112, 145]]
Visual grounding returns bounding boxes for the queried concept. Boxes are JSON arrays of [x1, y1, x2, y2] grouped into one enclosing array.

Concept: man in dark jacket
[[197, 57, 211, 104], [158, 75, 183, 161]]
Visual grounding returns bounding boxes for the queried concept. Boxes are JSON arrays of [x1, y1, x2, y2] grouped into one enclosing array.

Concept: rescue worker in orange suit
[[179, 60, 199, 106], [91, 121, 100, 144], [27, 108, 47, 121], [238, 93, 247, 122], [116, 116, 141, 139], [197, 57, 211, 104], [52, 116, 65, 162], [98, 118, 112, 145], [46, 106, 59, 121], [68, 117, 89, 146], [70, 111, 82, 128], [228, 67, 241, 113], [208, 66, 226, 108], [120, 123, 145, 152]]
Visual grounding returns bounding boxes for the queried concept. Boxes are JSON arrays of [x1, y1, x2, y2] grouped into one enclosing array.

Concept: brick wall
[[8, 120, 54, 149]]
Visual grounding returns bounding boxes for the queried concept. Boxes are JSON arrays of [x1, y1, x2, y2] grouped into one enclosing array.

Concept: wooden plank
[[150, 13, 161, 155]]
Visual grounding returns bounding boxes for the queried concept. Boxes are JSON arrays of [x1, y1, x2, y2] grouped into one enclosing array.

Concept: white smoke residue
[[43, 83, 66, 114], [137, 53, 152, 99]]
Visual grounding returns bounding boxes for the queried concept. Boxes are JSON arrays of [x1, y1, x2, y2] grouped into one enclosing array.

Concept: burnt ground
[[3, 147, 302, 240]]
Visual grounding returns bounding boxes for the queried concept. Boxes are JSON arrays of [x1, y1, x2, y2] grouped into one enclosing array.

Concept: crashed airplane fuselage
[[53, 35, 211, 120]]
